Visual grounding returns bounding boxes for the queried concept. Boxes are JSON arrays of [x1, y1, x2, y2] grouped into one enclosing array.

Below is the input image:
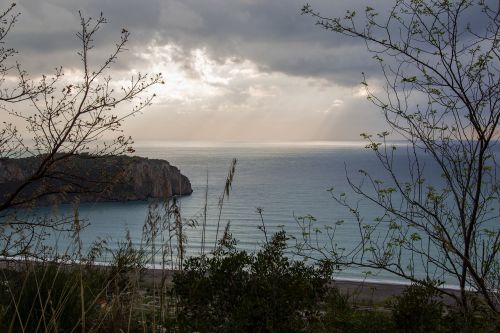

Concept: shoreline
[[0, 258, 464, 305], [139, 266, 462, 305]]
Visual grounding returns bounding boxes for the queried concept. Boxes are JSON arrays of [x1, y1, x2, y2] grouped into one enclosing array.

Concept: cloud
[[120, 49, 385, 141], [8, 0, 394, 84], [10, 0, 488, 81], [4, 0, 487, 141]]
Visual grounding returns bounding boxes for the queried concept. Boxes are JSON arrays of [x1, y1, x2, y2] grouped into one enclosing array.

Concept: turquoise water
[[6, 142, 499, 285]]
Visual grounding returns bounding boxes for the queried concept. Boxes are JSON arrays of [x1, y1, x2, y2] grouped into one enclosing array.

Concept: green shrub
[[349, 309, 396, 333], [390, 282, 500, 332], [312, 288, 396, 333], [390, 282, 446, 332], [171, 230, 333, 332], [443, 299, 500, 333], [312, 288, 353, 332]]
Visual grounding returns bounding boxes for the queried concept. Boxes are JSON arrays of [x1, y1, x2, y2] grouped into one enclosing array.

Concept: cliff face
[[104, 156, 193, 201], [0, 154, 192, 206]]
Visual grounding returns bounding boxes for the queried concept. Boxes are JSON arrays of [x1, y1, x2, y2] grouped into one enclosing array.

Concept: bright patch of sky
[[3, 0, 411, 142]]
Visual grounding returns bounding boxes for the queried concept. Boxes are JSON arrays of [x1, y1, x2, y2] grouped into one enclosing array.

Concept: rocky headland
[[0, 154, 192, 206]]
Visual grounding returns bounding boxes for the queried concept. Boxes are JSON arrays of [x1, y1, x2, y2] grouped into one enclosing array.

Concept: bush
[[443, 299, 500, 333], [171, 230, 333, 332], [390, 282, 446, 332], [390, 282, 500, 332], [312, 288, 396, 333]]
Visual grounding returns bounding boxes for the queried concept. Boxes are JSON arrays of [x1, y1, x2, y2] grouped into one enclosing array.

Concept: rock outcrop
[[0, 154, 192, 206]]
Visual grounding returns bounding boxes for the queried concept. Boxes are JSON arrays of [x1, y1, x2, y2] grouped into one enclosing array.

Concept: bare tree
[[0, 4, 162, 256], [0, 3, 47, 106], [300, 0, 499, 314]]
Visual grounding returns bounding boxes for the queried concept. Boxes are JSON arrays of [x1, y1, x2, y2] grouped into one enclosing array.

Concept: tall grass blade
[[214, 158, 237, 249]]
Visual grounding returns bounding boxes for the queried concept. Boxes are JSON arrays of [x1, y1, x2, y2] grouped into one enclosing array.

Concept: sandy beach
[[0, 258, 466, 306], [139, 266, 462, 306]]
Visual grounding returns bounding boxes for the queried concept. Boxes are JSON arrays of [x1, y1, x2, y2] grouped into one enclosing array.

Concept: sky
[[1, 0, 418, 142]]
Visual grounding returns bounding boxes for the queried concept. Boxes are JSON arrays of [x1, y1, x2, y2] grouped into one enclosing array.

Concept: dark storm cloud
[[6, 0, 398, 85], [6, 0, 490, 85]]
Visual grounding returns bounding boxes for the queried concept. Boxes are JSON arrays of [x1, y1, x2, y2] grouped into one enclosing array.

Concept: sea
[[6, 141, 499, 286]]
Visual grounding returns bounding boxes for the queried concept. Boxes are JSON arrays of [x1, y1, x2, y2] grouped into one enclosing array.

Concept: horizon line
[[131, 139, 409, 148]]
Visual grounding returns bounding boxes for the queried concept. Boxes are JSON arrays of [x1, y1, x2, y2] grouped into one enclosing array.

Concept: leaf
[[402, 76, 417, 82]]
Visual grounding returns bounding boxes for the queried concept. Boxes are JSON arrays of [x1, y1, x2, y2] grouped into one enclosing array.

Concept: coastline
[[139, 266, 462, 306], [0, 257, 468, 306]]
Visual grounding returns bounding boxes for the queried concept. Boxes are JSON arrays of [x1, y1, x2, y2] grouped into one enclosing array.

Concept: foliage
[[390, 281, 446, 332], [0, 215, 496, 332], [301, 0, 500, 314], [316, 282, 498, 332], [0, 4, 162, 256], [107, 233, 146, 295], [171, 230, 333, 332], [389, 282, 500, 332], [0, 196, 194, 333], [312, 288, 396, 333], [0, 263, 105, 332]]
